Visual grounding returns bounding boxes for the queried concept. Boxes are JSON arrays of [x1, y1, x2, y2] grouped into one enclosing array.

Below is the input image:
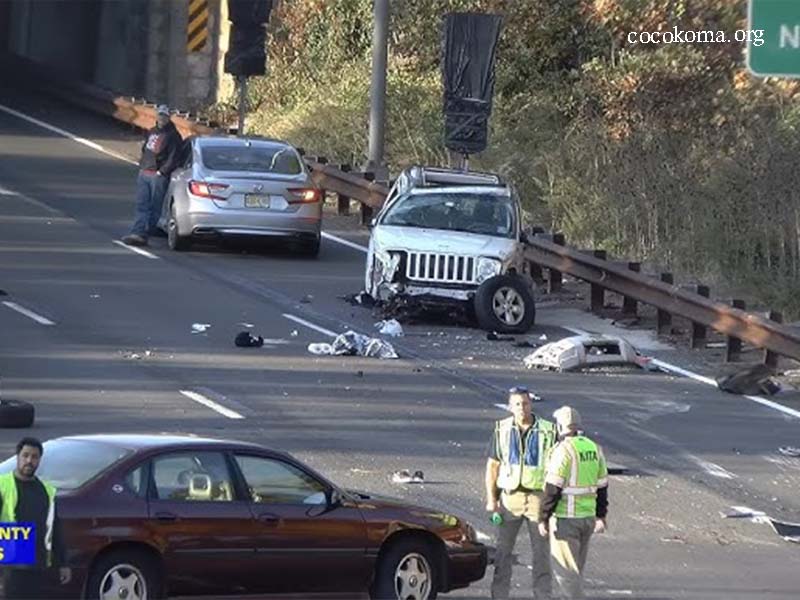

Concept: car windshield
[[0, 439, 132, 491], [381, 192, 515, 238], [201, 145, 303, 174]]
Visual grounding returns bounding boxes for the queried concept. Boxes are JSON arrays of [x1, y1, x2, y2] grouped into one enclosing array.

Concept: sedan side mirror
[[327, 488, 343, 508], [369, 218, 377, 229]]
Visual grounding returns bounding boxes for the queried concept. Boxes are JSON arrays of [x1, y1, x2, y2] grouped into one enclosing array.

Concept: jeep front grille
[[406, 252, 476, 284]]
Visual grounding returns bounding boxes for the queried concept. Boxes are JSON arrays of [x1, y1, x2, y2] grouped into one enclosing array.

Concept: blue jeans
[[130, 171, 168, 236]]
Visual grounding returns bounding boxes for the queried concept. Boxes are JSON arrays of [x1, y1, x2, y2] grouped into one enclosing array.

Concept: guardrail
[[9, 52, 799, 364]]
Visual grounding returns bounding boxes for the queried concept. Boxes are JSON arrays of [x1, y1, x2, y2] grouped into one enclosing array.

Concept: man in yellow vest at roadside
[[538, 407, 609, 599], [486, 387, 558, 599], [0, 437, 70, 599]]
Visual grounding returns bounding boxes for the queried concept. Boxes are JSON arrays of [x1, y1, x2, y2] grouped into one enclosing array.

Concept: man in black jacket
[[122, 105, 182, 246]]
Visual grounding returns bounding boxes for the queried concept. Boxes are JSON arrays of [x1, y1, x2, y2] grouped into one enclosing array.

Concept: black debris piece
[[716, 364, 780, 396], [487, 331, 515, 342], [235, 331, 264, 348]]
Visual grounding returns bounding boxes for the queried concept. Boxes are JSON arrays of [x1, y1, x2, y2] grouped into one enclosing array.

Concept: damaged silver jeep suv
[[365, 166, 536, 333]]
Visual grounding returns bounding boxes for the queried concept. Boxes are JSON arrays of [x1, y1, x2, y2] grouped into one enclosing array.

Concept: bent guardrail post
[[691, 285, 710, 348], [590, 250, 607, 313], [764, 311, 783, 368], [657, 273, 674, 335], [726, 299, 746, 362], [622, 262, 640, 316], [547, 233, 565, 294]]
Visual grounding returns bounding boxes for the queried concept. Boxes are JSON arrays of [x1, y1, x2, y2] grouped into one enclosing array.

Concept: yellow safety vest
[[494, 416, 557, 492], [0, 472, 57, 566], [545, 435, 608, 518]]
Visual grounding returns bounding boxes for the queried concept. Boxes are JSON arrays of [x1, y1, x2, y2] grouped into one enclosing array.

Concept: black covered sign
[[224, 0, 273, 77], [441, 12, 503, 155]]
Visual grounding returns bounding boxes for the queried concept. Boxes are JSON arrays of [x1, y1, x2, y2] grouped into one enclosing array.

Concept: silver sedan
[[157, 136, 322, 256]]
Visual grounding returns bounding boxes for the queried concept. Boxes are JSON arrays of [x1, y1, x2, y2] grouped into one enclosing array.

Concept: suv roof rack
[[405, 166, 505, 188]]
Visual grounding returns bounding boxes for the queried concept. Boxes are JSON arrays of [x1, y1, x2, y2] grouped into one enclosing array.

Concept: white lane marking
[[563, 326, 589, 336], [0, 103, 138, 165], [494, 403, 511, 412], [2, 301, 55, 325], [282, 313, 337, 338], [179, 390, 244, 419], [608, 591, 634, 596], [743, 393, 800, 420], [695, 459, 736, 480], [0, 185, 19, 196], [321, 231, 368, 253], [650, 359, 717, 386], [112, 240, 159, 260]]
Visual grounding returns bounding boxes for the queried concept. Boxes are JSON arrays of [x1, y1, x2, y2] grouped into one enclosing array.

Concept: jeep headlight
[[476, 257, 502, 283]]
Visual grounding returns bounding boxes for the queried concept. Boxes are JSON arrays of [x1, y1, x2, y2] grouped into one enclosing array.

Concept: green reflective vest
[[0, 472, 57, 566], [494, 416, 557, 492], [545, 435, 608, 518]]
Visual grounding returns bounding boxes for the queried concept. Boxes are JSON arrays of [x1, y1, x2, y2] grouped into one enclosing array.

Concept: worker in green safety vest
[[0, 437, 70, 599], [538, 407, 608, 599], [485, 386, 558, 599]]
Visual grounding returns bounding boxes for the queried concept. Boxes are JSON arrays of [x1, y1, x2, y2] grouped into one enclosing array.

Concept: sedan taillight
[[287, 188, 321, 204], [189, 180, 229, 200]]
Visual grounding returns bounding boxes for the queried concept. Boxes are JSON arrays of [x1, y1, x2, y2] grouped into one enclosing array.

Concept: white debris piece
[[192, 323, 211, 334], [375, 319, 404, 337], [524, 334, 649, 372], [308, 330, 398, 359]]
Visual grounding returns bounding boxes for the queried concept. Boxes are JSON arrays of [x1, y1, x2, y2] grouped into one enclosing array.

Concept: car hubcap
[[100, 564, 146, 600], [394, 552, 431, 600], [168, 215, 177, 244], [492, 287, 525, 325]]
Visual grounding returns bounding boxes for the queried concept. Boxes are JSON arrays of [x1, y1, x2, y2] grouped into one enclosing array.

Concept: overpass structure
[[0, 0, 234, 109]]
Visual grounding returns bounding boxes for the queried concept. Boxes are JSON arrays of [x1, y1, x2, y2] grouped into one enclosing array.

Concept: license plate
[[245, 194, 270, 208]]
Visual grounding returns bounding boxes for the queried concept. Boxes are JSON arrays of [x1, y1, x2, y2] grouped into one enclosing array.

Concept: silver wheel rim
[[394, 552, 432, 600], [99, 563, 147, 600], [492, 286, 525, 326]]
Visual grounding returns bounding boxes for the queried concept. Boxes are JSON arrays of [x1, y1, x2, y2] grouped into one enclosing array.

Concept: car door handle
[[155, 511, 178, 522], [257, 513, 280, 525]]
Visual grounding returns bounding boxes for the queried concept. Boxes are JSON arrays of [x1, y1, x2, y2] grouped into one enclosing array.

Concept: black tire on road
[[0, 400, 34, 428], [85, 549, 162, 600], [370, 538, 439, 600], [474, 274, 536, 334], [168, 202, 191, 251], [299, 236, 321, 258]]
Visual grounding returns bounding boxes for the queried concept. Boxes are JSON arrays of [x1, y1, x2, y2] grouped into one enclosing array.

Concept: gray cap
[[156, 104, 170, 116], [553, 406, 582, 429]]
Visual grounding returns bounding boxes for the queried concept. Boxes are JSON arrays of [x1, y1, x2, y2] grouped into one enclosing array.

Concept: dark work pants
[[3, 569, 44, 599]]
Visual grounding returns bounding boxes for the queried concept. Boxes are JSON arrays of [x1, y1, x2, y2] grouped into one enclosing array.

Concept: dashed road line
[[112, 240, 159, 260], [321, 231, 368, 253], [282, 313, 338, 338], [2, 301, 55, 326], [179, 389, 244, 419]]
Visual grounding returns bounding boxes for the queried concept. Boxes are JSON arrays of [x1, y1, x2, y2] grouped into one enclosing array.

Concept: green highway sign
[[748, 0, 800, 77]]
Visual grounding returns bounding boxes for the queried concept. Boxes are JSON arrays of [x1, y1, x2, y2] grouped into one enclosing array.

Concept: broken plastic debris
[[290, 330, 299, 337], [391, 469, 424, 484], [238, 322, 254, 328], [192, 323, 211, 334], [308, 343, 334, 355], [539, 334, 548, 341], [308, 331, 398, 359], [375, 319, 404, 337], [524, 334, 648, 372], [300, 294, 314, 304], [89, 294, 100, 299], [487, 331, 514, 342], [768, 518, 800, 543], [778, 446, 800, 458]]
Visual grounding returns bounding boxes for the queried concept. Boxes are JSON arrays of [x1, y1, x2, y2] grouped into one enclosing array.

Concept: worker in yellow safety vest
[[486, 386, 558, 599], [538, 407, 609, 599]]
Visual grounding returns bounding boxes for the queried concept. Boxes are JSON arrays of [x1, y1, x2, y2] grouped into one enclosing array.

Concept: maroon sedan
[[0, 434, 488, 599]]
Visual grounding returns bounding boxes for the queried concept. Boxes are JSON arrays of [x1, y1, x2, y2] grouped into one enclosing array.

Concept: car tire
[[167, 202, 191, 251], [86, 549, 162, 600], [370, 538, 439, 600], [299, 236, 320, 258], [0, 400, 34, 428], [474, 274, 536, 334]]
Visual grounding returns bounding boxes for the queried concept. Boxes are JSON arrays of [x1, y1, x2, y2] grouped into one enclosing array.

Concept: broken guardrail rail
[[13, 51, 800, 364]]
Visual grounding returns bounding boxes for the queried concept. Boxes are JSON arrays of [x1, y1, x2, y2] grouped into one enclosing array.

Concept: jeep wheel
[[474, 274, 535, 334]]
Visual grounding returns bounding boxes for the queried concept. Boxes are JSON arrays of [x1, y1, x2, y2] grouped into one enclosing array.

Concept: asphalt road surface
[[1, 86, 799, 599]]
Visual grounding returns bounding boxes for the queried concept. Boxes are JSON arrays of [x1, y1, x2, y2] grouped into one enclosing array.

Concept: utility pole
[[364, 0, 389, 180], [237, 76, 247, 135]]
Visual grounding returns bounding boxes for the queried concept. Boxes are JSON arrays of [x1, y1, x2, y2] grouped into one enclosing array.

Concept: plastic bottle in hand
[[491, 512, 503, 526]]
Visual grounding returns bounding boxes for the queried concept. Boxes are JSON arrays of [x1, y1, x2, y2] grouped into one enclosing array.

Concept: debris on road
[[487, 331, 515, 341], [299, 294, 314, 304], [290, 329, 299, 337], [391, 470, 424, 484], [375, 319, 404, 337], [235, 331, 264, 348], [89, 294, 100, 299], [768, 518, 800, 543], [778, 446, 800, 458], [514, 340, 538, 348], [524, 334, 652, 372], [307, 331, 398, 359], [238, 322, 254, 328], [715, 364, 782, 396], [341, 291, 376, 307], [191, 323, 211, 334], [722, 506, 800, 543]]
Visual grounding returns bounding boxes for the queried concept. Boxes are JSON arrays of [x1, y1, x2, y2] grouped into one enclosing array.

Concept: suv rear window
[[201, 145, 302, 174], [0, 440, 132, 491]]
